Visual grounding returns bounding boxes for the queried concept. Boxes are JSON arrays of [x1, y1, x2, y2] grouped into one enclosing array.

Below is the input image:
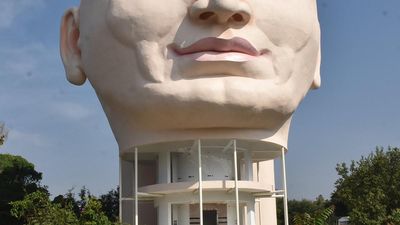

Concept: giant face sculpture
[[61, 0, 321, 152]]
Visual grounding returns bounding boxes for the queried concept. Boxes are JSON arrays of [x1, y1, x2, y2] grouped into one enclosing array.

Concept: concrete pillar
[[171, 153, 179, 183], [247, 200, 256, 225], [254, 200, 260, 225], [227, 203, 236, 225], [244, 151, 253, 181], [158, 200, 171, 225], [257, 160, 277, 225], [172, 204, 179, 225], [158, 151, 171, 183], [120, 158, 135, 225], [178, 204, 190, 225]]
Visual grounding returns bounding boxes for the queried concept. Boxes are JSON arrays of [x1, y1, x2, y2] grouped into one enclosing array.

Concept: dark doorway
[[203, 210, 217, 225]]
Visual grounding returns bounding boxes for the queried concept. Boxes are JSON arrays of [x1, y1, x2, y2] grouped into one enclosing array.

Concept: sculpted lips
[[175, 37, 259, 55], [172, 37, 265, 62]]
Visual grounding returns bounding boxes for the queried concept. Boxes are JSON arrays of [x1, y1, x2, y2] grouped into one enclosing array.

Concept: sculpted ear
[[311, 21, 321, 90], [310, 45, 321, 89], [60, 7, 86, 85]]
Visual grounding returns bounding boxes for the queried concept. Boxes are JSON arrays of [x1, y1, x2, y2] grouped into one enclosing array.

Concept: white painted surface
[[157, 200, 172, 225], [120, 159, 134, 225], [247, 200, 256, 225], [158, 151, 171, 183], [174, 149, 234, 182], [178, 204, 190, 225], [234, 140, 240, 225], [198, 140, 203, 225], [61, 0, 321, 151], [227, 203, 236, 225], [134, 148, 138, 225], [61, 0, 321, 224]]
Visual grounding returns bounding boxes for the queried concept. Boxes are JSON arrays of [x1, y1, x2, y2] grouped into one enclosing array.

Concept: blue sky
[[0, 0, 399, 200]]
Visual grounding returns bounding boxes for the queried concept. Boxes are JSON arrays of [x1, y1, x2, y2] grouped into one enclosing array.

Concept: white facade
[[338, 217, 350, 225], [119, 139, 288, 225], [60, 0, 321, 224]]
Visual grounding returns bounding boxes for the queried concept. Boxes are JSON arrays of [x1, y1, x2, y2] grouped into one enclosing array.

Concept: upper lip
[[172, 37, 261, 56]]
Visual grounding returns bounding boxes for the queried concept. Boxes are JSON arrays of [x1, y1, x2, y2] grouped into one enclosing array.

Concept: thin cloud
[[8, 129, 51, 148], [51, 102, 94, 121], [0, 0, 45, 29], [0, 43, 52, 78]]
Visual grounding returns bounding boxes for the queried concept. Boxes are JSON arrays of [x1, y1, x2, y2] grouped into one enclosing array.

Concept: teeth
[[194, 52, 256, 62], [225, 54, 248, 62]]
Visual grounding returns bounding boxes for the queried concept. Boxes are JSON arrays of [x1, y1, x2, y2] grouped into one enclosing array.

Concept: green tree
[[293, 205, 335, 225], [80, 197, 113, 225], [0, 122, 7, 146], [388, 209, 400, 225], [0, 135, 5, 146], [10, 190, 79, 225], [52, 189, 81, 218], [332, 147, 400, 225], [0, 154, 45, 225], [277, 195, 334, 225], [51, 186, 121, 223], [99, 187, 119, 222], [11, 190, 121, 225]]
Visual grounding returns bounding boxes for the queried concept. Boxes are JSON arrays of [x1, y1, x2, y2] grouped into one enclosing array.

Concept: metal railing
[[121, 139, 289, 225]]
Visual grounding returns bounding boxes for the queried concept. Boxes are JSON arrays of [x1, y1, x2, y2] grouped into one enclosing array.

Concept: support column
[[281, 147, 289, 225], [244, 150, 253, 181], [257, 160, 277, 225], [158, 200, 172, 225], [233, 140, 240, 225], [198, 139, 203, 225], [158, 151, 171, 183], [227, 203, 236, 225], [172, 204, 179, 225], [119, 158, 122, 222], [247, 200, 256, 225], [120, 158, 135, 225], [178, 204, 190, 225], [134, 147, 138, 225]]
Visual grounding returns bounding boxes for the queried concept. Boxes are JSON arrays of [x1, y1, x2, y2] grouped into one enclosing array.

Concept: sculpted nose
[[189, 0, 252, 25]]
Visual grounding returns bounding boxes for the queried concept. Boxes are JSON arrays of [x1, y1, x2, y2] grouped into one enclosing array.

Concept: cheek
[[106, 0, 189, 45], [253, 0, 316, 50]]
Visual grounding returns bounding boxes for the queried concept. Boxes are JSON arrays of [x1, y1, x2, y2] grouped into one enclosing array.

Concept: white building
[[120, 139, 289, 225], [338, 217, 350, 225]]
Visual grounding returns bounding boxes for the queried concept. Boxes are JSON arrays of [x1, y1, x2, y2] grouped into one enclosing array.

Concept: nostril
[[232, 13, 244, 22], [199, 11, 215, 20]]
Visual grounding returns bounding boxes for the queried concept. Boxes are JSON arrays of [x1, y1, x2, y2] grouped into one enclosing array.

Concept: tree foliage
[[0, 122, 7, 146], [52, 189, 81, 218], [0, 154, 44, 225], [332, 147, 400, 225], [11, 190, 120, 225], [50, 186, 120, 224], [99, 188, 119, 222], [293, 205, 334, 225], [0, 134, 5, 146], [277, 195, 335, 225], [80, 197, 114, 225], [10, 190, 78, 225], [0, 153, 121, 225]]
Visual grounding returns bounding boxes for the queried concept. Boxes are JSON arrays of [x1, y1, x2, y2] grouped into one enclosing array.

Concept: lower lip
[[185, 51, 258, 62]]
